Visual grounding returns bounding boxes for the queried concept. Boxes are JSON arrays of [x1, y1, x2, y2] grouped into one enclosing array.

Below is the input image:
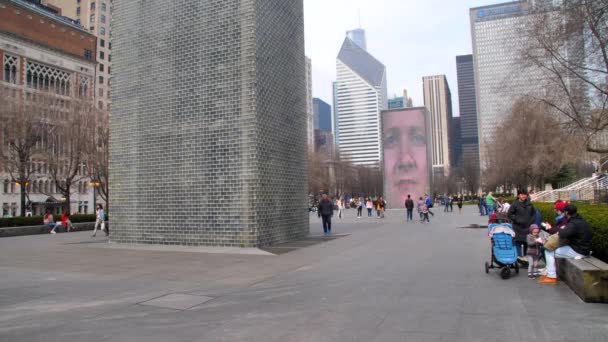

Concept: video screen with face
[[382, 108, 432, 208]]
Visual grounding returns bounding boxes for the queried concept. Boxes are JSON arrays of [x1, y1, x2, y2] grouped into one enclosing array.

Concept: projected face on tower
[[383, 109, 430, 207]]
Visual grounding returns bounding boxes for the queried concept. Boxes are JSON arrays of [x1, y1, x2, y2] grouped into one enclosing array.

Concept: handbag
[[543, 234, 561, 251]]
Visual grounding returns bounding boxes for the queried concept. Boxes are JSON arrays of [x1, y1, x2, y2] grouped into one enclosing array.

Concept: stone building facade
[[0, 0, 97, 216], [110, 0, 309, 247]]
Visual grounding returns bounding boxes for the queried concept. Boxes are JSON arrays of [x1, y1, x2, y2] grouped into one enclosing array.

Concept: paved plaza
[[0, 207, 606, 342]]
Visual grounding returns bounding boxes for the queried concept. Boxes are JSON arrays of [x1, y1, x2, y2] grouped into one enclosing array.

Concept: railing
[[534, 176, 608, 203]]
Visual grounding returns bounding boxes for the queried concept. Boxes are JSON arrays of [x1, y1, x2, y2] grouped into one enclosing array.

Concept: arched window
[[2, 179, 8, 193], [3, 54, 19, 84]]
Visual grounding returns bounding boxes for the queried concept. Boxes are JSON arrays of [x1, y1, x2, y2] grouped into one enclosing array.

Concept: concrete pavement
[[0, 206, 606, 341]]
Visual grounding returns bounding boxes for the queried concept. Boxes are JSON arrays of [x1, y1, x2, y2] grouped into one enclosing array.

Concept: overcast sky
[[303, 0, 506, 116]]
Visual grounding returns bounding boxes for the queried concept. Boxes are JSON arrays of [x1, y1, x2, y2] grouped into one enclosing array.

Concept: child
[[420, 201, 430, 223], [526, 224, 544, 279]]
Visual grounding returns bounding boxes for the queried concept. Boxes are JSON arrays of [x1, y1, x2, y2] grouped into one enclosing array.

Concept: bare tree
[[521, 0, 608, 153], [0, 87, 58, 216], [44, 99, 97, 214], [461, 160, 480, 195], [89, 111, 109, 208], [485, 98, 583, 191]]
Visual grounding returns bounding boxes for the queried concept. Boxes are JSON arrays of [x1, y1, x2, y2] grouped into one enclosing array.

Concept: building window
[[2, 180, 8, 193], [98, 101, 103, 109], [84, 49, 92, 60], [26, 61, 71, 95], [98, 88, 103, 97], [100, 15, 105, 23], [99, 76, 104, 84], [100, 27, 105, 35], [79, 77, 90, 98], [76, 7, 80, 16], [99, 51, 104, 60], [108, 54, 111, 62], [107, 66, 110, 74], [99, 39, 105, 47], [108, 42, 111, 50], [3, 54, 19, 84], [90, 14, 95, 23], [91, 2, 95, 10], [99, 63, 104, 72], [101, 2, 106, 11]]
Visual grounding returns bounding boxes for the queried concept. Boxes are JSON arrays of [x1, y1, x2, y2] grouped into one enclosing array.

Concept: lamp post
[[89, 181, 101, 213]]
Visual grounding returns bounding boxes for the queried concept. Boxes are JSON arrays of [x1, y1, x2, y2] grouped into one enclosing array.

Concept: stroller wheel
[[485, 262, 489, 274], [515, 262, 520, 275], [501, 267, 511, 279]]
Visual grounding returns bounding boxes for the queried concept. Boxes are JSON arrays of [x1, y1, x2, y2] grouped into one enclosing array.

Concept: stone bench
[[557, 256, 608, 303], [0, 221, 108, 238]]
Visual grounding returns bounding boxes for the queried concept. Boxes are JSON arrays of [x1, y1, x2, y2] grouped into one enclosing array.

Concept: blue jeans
[[321, 215, 332, 233], [367, 208, 372, 217], [487, 206, 494, 217], [545, 246, 585, 278], [406, 208, 413, 221]]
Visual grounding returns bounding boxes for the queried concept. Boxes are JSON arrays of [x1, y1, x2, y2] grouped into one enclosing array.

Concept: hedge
[[532, 202, 608, 263], [0, 214, 98, 228]]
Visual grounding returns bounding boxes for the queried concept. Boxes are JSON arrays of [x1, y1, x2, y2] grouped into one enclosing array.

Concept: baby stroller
[[485, 223, 519, 279]]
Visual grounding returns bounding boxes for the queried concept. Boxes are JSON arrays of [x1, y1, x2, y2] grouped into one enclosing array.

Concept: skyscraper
[[313, 98, 332, 132], [470, 1, 549, 169], [346, 28, 367, 51], [110, 0, 308, 247], [456, 54, 480, 176], [388, 89, 413, 109], [334, 33, 387, 166], [44, 0, 113, 111], [450, 116, 462, 168], [423, 75, 453, 177]]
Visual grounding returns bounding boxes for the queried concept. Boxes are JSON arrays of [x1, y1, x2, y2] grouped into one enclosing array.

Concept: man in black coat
[[508, 189, 536, 260], [539, 205, 593, 285], [405, 194, 414, 222], [318, 194, 334, 235]]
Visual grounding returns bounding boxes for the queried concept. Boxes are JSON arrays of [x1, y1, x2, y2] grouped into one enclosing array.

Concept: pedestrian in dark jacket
[[539, 205, 593, 285], [318, 194, 334, 235], [508, 189, 536, 258], [405, 195, 414, 222]]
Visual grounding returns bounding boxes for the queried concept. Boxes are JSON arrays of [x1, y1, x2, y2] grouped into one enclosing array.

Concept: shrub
[[69, 214, 97, 223], [534, 202, 608, 263]]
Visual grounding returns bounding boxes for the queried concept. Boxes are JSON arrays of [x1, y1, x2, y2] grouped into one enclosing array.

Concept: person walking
[[366, 198, 373, 217], [486, 192, 496, 217], [404, 194, 414, 222], [92, 204, 107, 237], [443, 194, 450, 212], [337, 197, 344, 219], [376, 196, 386, 219], [508, 189, 536, 262], [417, 197, 426, 222], [449, 196, 454, 212], [317, 194, 334, 235], [425, 194, 435, 217], [457, 195, 463, 214], [356, 198, 363, 218], [480, 194, 487, 216]]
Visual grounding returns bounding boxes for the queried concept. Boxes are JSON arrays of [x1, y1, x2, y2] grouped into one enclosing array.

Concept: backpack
[[426, 197, 433, 208]]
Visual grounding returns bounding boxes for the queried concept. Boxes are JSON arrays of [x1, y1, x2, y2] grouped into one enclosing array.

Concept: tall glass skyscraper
[[334, 33, 387, 166], [456, 54, 480, 175], [470, 1, 547, 169], [346, 28, 367, 51]]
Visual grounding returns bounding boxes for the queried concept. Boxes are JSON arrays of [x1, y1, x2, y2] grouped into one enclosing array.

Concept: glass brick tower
[[110, 0, 309, 247]]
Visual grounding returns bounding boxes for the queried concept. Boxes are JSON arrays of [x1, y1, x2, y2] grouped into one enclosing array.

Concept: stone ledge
[[0, 221, 106, 238], [558, 256, 608, 303]]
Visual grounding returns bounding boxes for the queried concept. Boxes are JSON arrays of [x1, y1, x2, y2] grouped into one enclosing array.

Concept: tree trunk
[[20, 185, 26, 217], [64, 191, 71, 215]]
